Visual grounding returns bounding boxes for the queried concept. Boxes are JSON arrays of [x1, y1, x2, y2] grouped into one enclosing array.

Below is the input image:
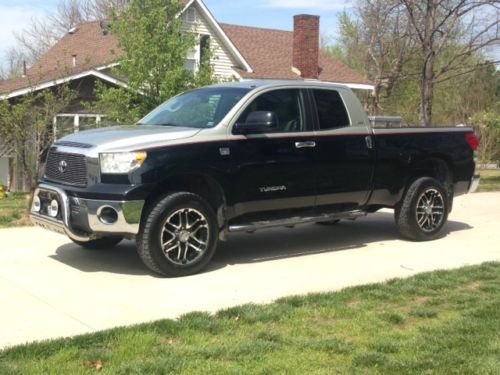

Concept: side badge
[[219, 147, 230, 156]]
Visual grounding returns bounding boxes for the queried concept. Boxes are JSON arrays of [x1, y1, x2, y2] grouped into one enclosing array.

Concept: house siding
[[182, 3, 238, 79], [0, 157, 9, 188]]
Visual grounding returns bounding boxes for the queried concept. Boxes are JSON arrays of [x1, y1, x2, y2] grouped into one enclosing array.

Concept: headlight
[[99, 152, 147, 174]]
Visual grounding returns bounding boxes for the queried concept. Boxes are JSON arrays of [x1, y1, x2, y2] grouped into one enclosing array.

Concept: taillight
[[465, 133, 479, 151]]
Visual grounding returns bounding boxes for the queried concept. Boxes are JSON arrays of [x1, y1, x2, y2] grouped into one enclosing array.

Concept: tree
[[0, 87, 76, 191], [327, 2, 416, 116], [329, 0, 500, 126], [473, 111, 500, 162], [400, 0, 500, 126], [88, 0, 216, 122], [363, 1, 415, 115]]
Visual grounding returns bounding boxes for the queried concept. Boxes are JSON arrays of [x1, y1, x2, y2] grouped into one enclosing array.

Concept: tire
[[136, 192, 218, 277], [395, 177, 449, 241], [71, 236, 123, 249]]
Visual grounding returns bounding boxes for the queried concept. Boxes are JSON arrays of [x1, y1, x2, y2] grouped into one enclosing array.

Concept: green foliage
[[0, 192, 30, 227], [327, 11, 367, 75], [472, 111, 500, 163], [0, 87, 76, 190], [86, 81, 143, 125], [478, 170, 500, 192], [88, 0, 217, 124], [327, 1, 499, 126], [0, 185, 5, 199]]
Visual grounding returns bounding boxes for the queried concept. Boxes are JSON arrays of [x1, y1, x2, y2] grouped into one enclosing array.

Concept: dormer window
[[184, 7, 196, 23]]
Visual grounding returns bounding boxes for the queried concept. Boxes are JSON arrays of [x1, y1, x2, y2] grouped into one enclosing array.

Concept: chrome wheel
[[415, 188, 445, 233], [160, 208, 210, 266]]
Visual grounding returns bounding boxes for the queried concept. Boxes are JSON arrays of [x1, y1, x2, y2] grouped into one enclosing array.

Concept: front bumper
[[30, 183, 145, 242], [468, 175, 480, 193]]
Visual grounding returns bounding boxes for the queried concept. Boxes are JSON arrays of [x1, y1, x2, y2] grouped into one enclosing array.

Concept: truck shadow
[[51, 212, 472, 276], [209, 212, 472, 271]]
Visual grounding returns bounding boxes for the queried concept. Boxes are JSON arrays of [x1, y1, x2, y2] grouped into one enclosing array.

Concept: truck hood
[[56, 125, 201, 152]]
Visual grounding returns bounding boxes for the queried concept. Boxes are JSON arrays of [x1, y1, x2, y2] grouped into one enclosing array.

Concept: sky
[[0, 0, 352, 68], [0, 0, 497, 69]]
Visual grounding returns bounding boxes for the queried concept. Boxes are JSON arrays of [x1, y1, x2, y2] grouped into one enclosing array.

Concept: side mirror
[[233, 111, 278, 134]]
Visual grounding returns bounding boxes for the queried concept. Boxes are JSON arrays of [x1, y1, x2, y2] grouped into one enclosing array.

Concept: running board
[[228, 210, 367, 233]]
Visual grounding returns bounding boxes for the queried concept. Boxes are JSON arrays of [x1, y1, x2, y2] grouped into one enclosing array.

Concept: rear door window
[[312, 89, 350, 130]]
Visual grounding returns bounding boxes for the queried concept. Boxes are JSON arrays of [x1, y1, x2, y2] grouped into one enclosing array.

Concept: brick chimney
[[292, 14, 320, 80]]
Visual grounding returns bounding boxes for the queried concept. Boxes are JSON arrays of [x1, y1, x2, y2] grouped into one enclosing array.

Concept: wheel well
[[410, 158, 453, 190], [142, 174, 226, 228], [408, 157, 454, 211]]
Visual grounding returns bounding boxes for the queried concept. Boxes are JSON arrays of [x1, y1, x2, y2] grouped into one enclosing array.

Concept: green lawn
[[478, 169, 500, 192], [1, 262, 499, 374], [0, 193, 31, 228]]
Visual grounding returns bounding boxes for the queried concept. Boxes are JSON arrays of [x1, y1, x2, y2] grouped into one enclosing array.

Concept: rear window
[[313, 89, 350, 130]]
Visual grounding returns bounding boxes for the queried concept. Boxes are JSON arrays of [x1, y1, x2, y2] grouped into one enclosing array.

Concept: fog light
[[32, 196, 41, 212], [97, 206, 118, 224], [48, 199, 59, 218]]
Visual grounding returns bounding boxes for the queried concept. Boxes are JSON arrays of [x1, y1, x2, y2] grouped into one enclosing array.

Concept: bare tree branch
[[400, 0, 500, 125], [10, 0, 127, 71]]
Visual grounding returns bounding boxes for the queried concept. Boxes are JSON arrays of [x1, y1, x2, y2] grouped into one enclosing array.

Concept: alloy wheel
[[415, 188, 445, 233], [160, 208, 210, 265]]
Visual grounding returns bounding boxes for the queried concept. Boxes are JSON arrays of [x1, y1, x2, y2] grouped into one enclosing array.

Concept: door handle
[[365, 135, 373, 149], [295, 141, 316, 149]]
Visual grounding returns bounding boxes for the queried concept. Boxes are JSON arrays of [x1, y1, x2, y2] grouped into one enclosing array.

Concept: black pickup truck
[[30, 80, 480, 277]]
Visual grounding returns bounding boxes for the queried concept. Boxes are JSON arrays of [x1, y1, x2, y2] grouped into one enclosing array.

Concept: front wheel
[[137, 192, 218, 277], [395, 177, 449, 241]]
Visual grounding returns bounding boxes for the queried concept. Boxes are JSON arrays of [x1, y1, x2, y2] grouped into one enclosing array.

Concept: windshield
[[138, 87, 250, 128]]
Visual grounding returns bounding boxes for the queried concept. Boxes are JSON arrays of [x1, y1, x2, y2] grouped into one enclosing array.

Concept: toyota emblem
[[58, 160, 68, 173]]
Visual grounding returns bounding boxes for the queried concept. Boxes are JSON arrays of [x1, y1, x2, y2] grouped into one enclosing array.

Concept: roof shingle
[[220, 23, 371, 85], [0, 21, 123, 95]]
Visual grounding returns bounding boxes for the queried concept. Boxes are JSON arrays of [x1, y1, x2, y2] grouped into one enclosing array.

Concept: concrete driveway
[[1, 192, 499, 349]]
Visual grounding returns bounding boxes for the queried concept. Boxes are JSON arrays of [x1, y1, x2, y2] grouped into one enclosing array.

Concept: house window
[[184, 7, 196, 23], [200, 35, 210, 63], [184, 59, 197, 72], [184, 35, 210, 73]]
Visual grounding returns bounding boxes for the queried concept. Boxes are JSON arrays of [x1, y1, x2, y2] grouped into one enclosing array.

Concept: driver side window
[[236, 89, 306, 133]]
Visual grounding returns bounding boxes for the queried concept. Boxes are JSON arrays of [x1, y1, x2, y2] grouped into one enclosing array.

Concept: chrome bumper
[[30, 183, 144, 242], [469, 175, 480, 193]]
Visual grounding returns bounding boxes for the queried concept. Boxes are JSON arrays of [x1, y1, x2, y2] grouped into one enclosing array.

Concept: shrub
[[472, 111, 500, 163]]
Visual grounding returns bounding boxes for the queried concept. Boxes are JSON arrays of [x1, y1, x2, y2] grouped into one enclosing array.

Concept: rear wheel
[[137, 192, 218, 277], [71, 237, 123, 249], [395, 177, 449, 241]]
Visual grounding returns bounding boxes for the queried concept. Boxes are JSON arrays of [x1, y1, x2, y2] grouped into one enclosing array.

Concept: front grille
[[45, 151, 87, 187]]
